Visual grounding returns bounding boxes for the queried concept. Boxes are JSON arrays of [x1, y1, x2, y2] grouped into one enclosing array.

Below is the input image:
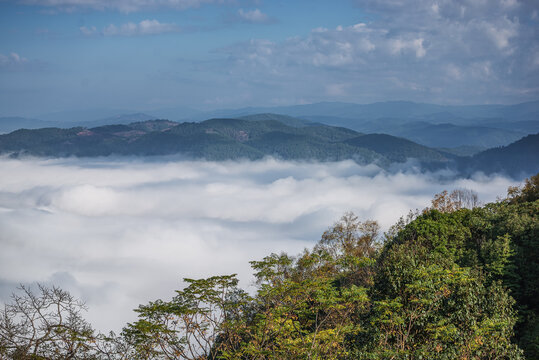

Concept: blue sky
[[1, 0, 538, 117]]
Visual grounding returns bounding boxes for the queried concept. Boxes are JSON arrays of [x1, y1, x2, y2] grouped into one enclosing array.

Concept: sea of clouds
[[0, 156, 519, 332]]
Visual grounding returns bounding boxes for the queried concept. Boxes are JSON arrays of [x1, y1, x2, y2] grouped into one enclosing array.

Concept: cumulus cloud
[[81, 20, 180, 37], [0, 157, 518, 332], [212, 0, 538, 104], [0, 53, 28, 69], [0, 52, 46, 72], [389, 38, 427, 58], [79, 26, 97, 36], [102, 19, 180, 36], [236, 9, 274, 24], [19, 0, 231, 13]]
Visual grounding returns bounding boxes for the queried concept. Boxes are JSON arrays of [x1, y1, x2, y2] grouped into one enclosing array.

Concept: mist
[[0, 156, 518, 332]]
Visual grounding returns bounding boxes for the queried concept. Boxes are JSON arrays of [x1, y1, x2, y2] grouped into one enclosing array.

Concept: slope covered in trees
[[1, 117, 538, 177], [1, 175, 538, 359], [0, 118, 453, 166], [465, 134, 539, 177]]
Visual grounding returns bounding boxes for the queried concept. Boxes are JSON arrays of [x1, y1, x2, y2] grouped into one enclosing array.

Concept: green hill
[[465, 133, 539, 176], [0, 117, 537, 177], [4, 176, 537, 359], [239, 113, 315, 127], [0, 118, 383, 165], [344, 133, 452, 163]]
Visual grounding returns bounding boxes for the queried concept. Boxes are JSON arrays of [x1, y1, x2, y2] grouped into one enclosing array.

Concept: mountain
[[36, 108, 136, 123], [192, 100, 539, 124], [189, 101, 539, 150], [0, 113, 157, 134], [7, 101, 538, 145], [474, 119, 539, 134], [464, 133, 539, 177], [238, 113, 316, 128], [0, 117, 450, 167], [356, 120, 525, 149], [298, 117, 528, 150], [0, 117, 57, 134], [344, 134, 452, 163], [141, 106, 203, 121], [76, 113, 156, 128], [1, 116, 536, 177]]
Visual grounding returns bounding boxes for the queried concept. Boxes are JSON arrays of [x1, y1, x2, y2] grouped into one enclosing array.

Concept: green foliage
[[122, 274, 249, 360], [2, 117, 538, 176], [467, 134, 539, 177], [344, 133, 451, 163], [507, 173, 539, 204], [470, 199, 539, 357], [0, 118, 453, 168], [362, 242, 522, 359], [2, 176, 538, 358]]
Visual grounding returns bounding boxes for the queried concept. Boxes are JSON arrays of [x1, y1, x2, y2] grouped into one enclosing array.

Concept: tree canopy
[[1, 174, 538, 359]]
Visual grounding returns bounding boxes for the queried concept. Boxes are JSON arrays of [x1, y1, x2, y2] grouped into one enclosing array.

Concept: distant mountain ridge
[[0, 113, 156, 134], [4, 100, 537, 151], [197, 100, 539, 123], [0, 117, 450, 165], [463, 134, 539, 177], [341, 119, 526, 150], [0, 116, 537, 178]]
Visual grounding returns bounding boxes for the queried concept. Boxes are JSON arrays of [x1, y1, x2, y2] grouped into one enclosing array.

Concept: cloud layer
[[0, 157, 518, 332], [20, 0, 230, 13], [3, 1, 538, 115], [236, 9, 274, 24], [214, 0, 539, 105], [0, 53, 31, 71], [81, 20, 181, 36]]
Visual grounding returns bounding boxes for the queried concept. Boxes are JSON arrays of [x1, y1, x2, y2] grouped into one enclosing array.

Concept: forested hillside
[[1, 175, 537, 359], [465, 134, 539, 176], [0, 118, 452, 166], [1, 117, 537, 177]]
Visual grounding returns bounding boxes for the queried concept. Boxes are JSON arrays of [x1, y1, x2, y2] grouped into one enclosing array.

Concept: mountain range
[[0, 113, 537, 178], [2, 100, 538, 152]]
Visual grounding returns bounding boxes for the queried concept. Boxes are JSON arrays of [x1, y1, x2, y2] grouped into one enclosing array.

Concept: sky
[[1, 0, 538, 117], [0, 156, 518, 332]]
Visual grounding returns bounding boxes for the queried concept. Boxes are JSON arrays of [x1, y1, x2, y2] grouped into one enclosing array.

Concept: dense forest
[[1, 174, 538, 359], [1, 117, 538, 177]]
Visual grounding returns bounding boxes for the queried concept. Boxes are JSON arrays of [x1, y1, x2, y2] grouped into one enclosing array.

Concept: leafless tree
[[431, 188, 480, 213], [0, 284, 98, 359]]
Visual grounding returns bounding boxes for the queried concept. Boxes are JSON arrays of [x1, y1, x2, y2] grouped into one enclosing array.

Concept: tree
[[211, 214, 375, 359], [309, 213, 380, 287], [2, 185, 536, 359], [362, 240, 523, 359], [0, 284, 97, 359], [430, 188, 479, 213], [507, 173, 539, 204], [123, 274, 249, 360], [226, 253, 369, 359]]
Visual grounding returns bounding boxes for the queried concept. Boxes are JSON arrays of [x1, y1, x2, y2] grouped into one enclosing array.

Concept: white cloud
[[20, 0, 230, 13], [237, 9, 273, 24], [81, 20, 180, 37], [0, 157, 518, 333], [0, 52, 45, 72], [0, 52, 28, 66], [389, 38, 427, 58], [212, 0, 538, 104], [99, 19, 180, 36], [79, 26, 97, 36], [478, 17, 519, 51], [446, 63, 463, 80]]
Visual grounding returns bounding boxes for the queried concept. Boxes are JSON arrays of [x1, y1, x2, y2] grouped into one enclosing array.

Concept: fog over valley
[[1, 0, 538, 356], [0, 156, 518, 332]]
